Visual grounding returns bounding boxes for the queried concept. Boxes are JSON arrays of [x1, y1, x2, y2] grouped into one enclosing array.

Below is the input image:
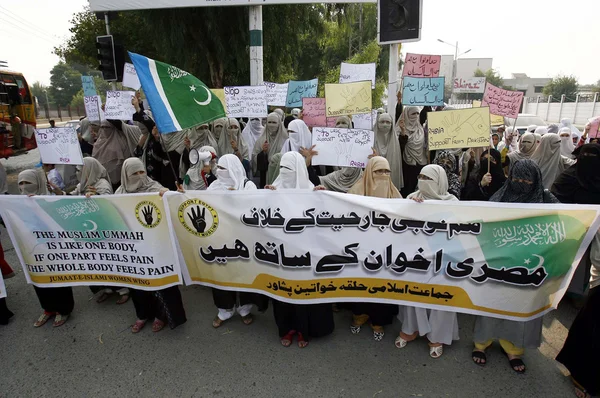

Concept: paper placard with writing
[[427, 107, 491, 150], [401, 77, 445, 106], [104, 91, 136, 120], [473, 100, 504, 125], [122, 63, 141, 90], [264, 82, 289, 107], [339, 62, 376, 89], [224, 86, 267, 118], [352, 111, 376, 130], [402, 53, 441, 77], [286, 79, 318, 108], [325, 81, 372, 117], [311, 127, 374, 168], [302, 98, 326, 127], [81, 76, 97, 97], [84, 95, 104, 122], [34, 127, 84, 165], [482, 83, 524, 119]]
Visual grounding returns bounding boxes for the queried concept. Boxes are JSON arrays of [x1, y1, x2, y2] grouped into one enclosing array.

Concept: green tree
[[592, 79, 600, 93], [49, 62, 83, 106], [30, 81, 52, 106], [543, 75, 578, 100]]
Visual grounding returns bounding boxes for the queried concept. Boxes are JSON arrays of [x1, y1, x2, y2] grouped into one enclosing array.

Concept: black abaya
[[0, 298, 14, 325], [130, 286, 187, 329], [212, 288, 269, 312], [34, 286, 74, 315], [351, 303, 397, 326], [272, 301, 334, 340]]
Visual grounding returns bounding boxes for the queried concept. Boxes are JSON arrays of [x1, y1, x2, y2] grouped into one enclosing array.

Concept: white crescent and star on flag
[[190, 84, 212, 106]]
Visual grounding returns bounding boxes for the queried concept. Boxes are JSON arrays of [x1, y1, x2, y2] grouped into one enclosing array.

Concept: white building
[[502, 73, 551, 98], [439, 56, 493, 80]]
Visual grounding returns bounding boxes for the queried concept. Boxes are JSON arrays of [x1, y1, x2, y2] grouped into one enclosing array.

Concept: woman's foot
[[116, 294, 130, 305], [502, 350, 525, 373], [241, 314, 254, 325], [395, 331, 417, 348], [472, 349, 487, 366], [212, 316, 226, 328], [350, 324, 361, 334], [53, 314, 69, 327], [429, 343, 443, 359], [96, 291, 111, 303], [572, 378, 591, 398], [297, 332, 309, 348], [152, 319, 165, 332], [281, 330, 296, 347], [372, 326, 384, 341], [33, 312, 53, 327], [131, 319, 146, 333]]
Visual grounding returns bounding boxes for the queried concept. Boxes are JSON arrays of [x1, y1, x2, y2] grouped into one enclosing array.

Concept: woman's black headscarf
[[478, 148, 506, 194], [551, 143, 600, 204], [490, 159, 556, 203]]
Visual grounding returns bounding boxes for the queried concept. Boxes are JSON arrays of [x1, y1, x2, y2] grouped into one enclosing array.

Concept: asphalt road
[[0, 158, 580, 398]]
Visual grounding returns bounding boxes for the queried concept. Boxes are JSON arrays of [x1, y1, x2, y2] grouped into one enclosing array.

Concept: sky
[[1, 0, 599, 86]]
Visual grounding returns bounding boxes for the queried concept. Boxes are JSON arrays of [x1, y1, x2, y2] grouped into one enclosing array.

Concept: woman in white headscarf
[[398, 106, 427, 196], [211, 117, 227, 147], [183, 146, 217, 191], [268, 152, 315, 190], [373, 113, 403, 191], [253, 112, 288, 188], [530, 133, 576, 189], [207, 154, 268, 328], [69, 157, 113, 196], [508, 132, 537, 163], [535, 126, 548, 137], [281, 119, 312, 154], [17, 169, 74, 328], [115, 158, 187, 334], [559, 127, 576, 159], [179, 123, 218, 180], [500, 126, 519, 153], [396, 164, 459, 358], [242, 118, 264, 162], [217, 118, 249, 166], [560, 118, 581, 137]]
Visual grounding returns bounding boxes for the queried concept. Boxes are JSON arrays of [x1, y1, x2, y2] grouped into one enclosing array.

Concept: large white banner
[[165, 191, 600, 321], [90, 0, 375, 11]]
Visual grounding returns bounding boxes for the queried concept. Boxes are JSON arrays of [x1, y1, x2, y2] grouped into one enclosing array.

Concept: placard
[[224, 85, 268, 118], [81, 76, 97, 97], [302, 98, 326, 127], [453, 77, 486, 94], [104, 91, 136, 120], [588, 116, 600, 139], [264, 82, 289, 107], [427, 107, 491, 150], [311, 127, 374, 168], [286, 79, 318, 108], [473, 100, 504, 125], [352, 111, 376, 130], [84, 95, 104, 122], [339, 62, 376, 89], [482, 83, 524, 119], [401, 77, 445, 106], [325, 81, 372, 117], [34, 127, 84, 165], [402, 53, 441, 77], [122, 63, 141, 90]]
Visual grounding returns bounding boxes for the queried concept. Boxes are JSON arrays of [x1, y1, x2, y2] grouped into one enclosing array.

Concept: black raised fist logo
[[142, 206, 154, 226], [188, 206, 206, 233]]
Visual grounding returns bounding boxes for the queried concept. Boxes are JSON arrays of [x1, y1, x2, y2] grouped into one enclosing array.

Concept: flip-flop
[[131, 320, 146, 333], [53, 314, 69, 327], [472, 350, 487, 366], [152, 319, 165, 332], [281, 330, 296, 347], [241, 314, 254, 325], [502, 349, 525, 373], [34, 312, 52, 328]]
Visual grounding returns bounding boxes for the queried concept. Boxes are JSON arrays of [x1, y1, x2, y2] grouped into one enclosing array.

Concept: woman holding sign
[[397, 107, 427, 197], [252, 113, 288, 188], [115, 158, 187, 333], [17, 169, 75, 328], [372, 113, 403, 192], [217, 118, 249, 171]]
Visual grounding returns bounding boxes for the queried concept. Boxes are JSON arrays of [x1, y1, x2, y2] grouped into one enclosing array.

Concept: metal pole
[[574, 94, 580, 124], [388, 43, 400, 123], [558, 94, 565, 122], [546, 95, 552, 122], [104, 12, 117, 91], [450, 42, 458, 102], [249, 6, 264, 86]]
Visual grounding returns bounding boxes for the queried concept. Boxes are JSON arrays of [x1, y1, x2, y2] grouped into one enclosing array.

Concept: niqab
[[531, 133, 576, 189], [281, 119, 312, 154], [348, 156, 401, 198], [242, 118, 264, 161], [551, 144, 600, 204], [77, 157, 113, 195], [491, 159, 558, 203], [18, 169, 48, 195], [208, 154, 256, 191], [400, 106, 427, 166], [114, 158, 165, 194], [433, 150, 461, 198], [508, 132, 536, 162], [252, 112, 288, 174], [559, 127, 575, 158], [319, 167, 363, 193], [272, 152, 313, 190], [373, 113, 403, 189], [217, 118, 249, 160], [407, 164, 457, 201]]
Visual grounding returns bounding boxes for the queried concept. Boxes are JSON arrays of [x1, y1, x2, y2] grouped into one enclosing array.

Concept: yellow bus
[[0, 70, 37, 158]]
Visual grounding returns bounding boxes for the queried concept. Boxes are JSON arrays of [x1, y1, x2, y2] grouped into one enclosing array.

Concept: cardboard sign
[[34, 127, 84, 165], [589, 116, 600, 139], [81, 76, 97, 97], [352, 111, 376, 130], [427, 107, 492, 150], [482, 83, 524, 119], [104, 91, 136, 120], [302, 98, 326, 127], [453, 77, 486, 94], [84, 95, 104, 122], [122, 63, 141, 90], [286, 79, 318, 108], [264, 82, 289, 107], [224, 86, 268, 118], [339, 62, 376, 89], [402, 53, 441, 77], [401, 77, 445, 106], [325, 81, 372, 117], [473, 100, 504, 125], [311, 127, 374, 168]]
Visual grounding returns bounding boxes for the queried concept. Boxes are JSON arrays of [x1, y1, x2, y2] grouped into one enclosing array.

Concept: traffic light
[[378, 0, 422, 44], [96, 35, 117, 81]]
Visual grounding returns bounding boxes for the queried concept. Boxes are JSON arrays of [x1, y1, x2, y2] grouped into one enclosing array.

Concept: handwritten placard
[[302, 98, 326, 127], [402, 53, 441, 77], [122, 63, 141, 90], [401, 77, 445, 106], [326, 117, 337, 127], [339, 62, 376, 89], [84, 95, 104, 122], [264, 82, 288, 107], [286, 78, 318, 108], [81, 76, 97, 97], [352, 111, 376, 130], [472, 100, 504, 125], [311, 127, 374, 168], [325, 81, 372, 117], [104, 91, 136, 120], [453, 77, 486, 94], [427, 107, 491, 150], [482, 83, 524, 119], [224, 86, 267, 118], [34, 127, 84, 165], [589, 116, 600, 139]]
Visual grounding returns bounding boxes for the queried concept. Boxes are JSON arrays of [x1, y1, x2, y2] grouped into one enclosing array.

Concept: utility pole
[[104, 13, 116, 91]]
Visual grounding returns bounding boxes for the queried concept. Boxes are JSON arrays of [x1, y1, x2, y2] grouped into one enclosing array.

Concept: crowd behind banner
[[1, 59, 600, 397]]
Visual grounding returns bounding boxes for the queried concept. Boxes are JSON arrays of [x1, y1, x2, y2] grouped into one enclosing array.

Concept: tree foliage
[[543, 75, 578, 100], [49, 62, 83, 106], [31, 82, 52, 106]]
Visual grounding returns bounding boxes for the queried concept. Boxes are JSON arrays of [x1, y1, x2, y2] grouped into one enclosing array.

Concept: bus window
[[14, 76, 31, 104]]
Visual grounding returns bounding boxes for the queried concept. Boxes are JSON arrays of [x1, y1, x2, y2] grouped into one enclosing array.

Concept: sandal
[[572, 378, 591, 398], [34, 312, 53, 328], [131, 319, 146, 333], [332, 304, 340, 312], [116, 294, 130, 305], [501, 349, 525, 373], [350, 324, 361, 334], [96, 292, 111, 303], [297, 332, 309, 348], [152, 319, 165, 332], [212, 316, 226, 328], [373, 330, 384, 341], [429, 344, 443, 359], [281, 330, 296, 347], [394, 335, 409, 348], [53, 314, 69, 327], [241, 314, 254, 325], [472, 350, 487, 366]]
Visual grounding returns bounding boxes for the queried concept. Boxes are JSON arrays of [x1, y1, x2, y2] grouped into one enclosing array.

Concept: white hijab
[[560, 118, 581, 136], [407, 164, 457, 201], [208, 154, 255, 191], [18, 169, 48, 195], [400, 106, 427, 166], [184, 145, 217, 191], [559, 127, 575, 159], [281, 119, 312, 154], [508, 132, 537, 162], [114, 158, 165, 194], [272, 151, 314, 190], [242, 118, 264, 161], [530, 133, 576, 189], [217, 118, 249, 160]]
